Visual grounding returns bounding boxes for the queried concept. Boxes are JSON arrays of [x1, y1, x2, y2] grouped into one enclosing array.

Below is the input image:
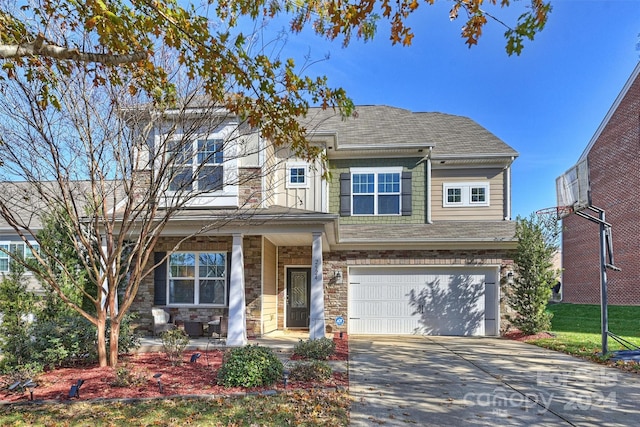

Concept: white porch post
[[227, 234, 247, 346], [309, 232, 326, 340]]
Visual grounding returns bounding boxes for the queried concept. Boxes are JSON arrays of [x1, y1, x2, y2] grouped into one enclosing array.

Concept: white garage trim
[[348, 266, 500, 336]]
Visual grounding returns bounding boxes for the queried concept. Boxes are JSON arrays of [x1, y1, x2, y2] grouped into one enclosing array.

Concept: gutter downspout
[[505, 157, 514, 220], [427, 148, 433, 224], [415, 147, 433, 224]]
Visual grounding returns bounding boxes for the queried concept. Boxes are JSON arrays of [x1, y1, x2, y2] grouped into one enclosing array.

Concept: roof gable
[[302, 105, 518, 159]]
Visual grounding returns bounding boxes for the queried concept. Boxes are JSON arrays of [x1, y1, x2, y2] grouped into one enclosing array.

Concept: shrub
[[161, 328, 190, 366], [111, 365, 148, 387], [217, 345, 283, 388], [0, 265, 38, 371], [293, 337, 336, 360], [31, 316, 98, 369], [289, 360, 332, 382], [3, 362, 44, 393]]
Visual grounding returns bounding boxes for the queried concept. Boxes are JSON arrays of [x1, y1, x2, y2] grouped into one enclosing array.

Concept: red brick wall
[[562, 72, 640, 305]]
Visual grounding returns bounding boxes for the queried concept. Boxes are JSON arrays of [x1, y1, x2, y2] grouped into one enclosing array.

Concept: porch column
[[227, 234, 247, 346], [309, 232, 326, 340]]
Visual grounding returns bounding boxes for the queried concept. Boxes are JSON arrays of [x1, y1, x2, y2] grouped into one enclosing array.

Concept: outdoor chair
[[152, 307, 175, 336], [207, 315, 228, 344]]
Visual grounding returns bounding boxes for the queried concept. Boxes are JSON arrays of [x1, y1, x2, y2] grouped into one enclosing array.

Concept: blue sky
[[270, 0, 640, 218]]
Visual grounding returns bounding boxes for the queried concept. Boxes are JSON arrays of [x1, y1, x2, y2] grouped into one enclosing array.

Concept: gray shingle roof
[[338, 221, 517, 244], [303, 105, 518, 158]]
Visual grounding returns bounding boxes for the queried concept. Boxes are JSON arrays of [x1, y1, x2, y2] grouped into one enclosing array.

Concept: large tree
[[0, 0, 550, 367]]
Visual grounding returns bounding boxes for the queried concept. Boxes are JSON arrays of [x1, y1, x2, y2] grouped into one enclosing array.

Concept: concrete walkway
[[349, 336, 640, 426]]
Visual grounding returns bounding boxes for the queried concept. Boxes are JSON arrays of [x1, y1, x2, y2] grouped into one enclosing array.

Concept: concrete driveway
[[349, 336, 640, 426]]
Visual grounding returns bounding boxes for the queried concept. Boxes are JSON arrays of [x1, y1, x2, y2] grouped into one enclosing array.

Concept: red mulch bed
[[503, 329, 554, 342], [1, 333, 349, 404]]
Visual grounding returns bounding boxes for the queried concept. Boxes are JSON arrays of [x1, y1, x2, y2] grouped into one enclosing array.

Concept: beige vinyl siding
[[271, 147, 325, 212], [431, 168, 505, 221], [262, 238, 278, 334]]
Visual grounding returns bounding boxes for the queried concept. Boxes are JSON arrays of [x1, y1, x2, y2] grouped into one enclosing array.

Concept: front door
[[287, 268, 311, 328]]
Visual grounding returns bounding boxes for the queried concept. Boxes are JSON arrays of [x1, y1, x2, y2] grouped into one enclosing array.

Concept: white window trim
[[167, 251, 227, 307], [351, 166, 403, 216], [286, 161, 309, 189], [443, 182, 490, 207], [0, 241, 39, 273], [158, 127, 239, 207]]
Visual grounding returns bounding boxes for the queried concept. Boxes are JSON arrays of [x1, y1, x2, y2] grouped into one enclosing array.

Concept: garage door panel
[[348, 267, 497, 336]]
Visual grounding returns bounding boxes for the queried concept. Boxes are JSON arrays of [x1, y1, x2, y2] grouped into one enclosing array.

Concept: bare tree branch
[[0, 34, 146, 64]]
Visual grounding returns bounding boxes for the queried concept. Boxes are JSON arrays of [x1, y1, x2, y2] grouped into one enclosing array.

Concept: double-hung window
[[168, 252, 226, 305], [0, 242, 39, 272], [168, 138, 224, 192], [351, 167, 402, 215], [443, 182, 490, 207]]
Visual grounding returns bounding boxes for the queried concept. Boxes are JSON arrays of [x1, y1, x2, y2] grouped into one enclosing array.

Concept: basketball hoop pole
[[574, 206, 621, 355]]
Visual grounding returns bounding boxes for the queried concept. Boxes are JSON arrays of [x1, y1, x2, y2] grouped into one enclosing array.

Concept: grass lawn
[[0, 389, 349, 426], [528, 303, 640, 365]]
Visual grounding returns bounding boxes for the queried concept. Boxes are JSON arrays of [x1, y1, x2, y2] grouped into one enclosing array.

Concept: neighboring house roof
[[303, 105, 518, 159], [0, 180, 123, 231], [578, 62, 640, 162], [338, 221, 517, 248]]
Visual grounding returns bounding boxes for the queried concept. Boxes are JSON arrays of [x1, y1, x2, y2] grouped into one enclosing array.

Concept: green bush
[[3, 362, 44, 393], [30, 316, 98, 369], [217, 345, 283, 388], [161, 328, 190, 366], [293, 337, 336, 360], [0, 265, 39, 371], [111, 365, 148, 387], [289, 360, 332, 382]]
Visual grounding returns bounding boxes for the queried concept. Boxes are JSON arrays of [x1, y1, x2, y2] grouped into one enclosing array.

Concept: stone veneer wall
[[238, 167, 263, 208], [132, 235, 263, 336]]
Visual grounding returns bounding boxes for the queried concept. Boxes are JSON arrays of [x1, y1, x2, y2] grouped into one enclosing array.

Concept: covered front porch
[[134, 207, 338, 345]]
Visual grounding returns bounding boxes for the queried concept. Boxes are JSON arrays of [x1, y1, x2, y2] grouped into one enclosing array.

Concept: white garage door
[[348, 266, 498, 336]]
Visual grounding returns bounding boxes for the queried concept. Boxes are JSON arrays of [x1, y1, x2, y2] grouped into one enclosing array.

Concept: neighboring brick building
[[562, 63, 640, 305]]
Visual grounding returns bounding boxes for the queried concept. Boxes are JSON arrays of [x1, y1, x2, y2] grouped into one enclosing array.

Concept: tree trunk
[[96, 311, 108, 367], [109, 319, 121, 367]]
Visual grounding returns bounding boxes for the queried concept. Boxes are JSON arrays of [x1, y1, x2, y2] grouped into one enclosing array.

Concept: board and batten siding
[[430, 168, 506, 221], [262, 238, 278, 334], [271, 147, 325, 212]]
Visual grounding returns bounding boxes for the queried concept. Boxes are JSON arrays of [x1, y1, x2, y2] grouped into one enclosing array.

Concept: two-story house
[[130, 105, 519, 344]]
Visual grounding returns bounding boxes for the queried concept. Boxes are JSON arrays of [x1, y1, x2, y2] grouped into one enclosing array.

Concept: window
[[443, 182, 490, 207], [168, 138, 224, 192], [351, 167, 402, 215], [168, 252, 226, 305], [286, 162, 309, 188], [0, 242, 39, 272]]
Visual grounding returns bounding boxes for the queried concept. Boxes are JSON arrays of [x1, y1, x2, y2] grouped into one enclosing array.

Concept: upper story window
[[286, 162, 309, 189], [0, 242, 39, 272], [443, 182, 490, 207], [168, 139, 224, 192], [168, 252, 226, 305], [351, 167, 403, 215]]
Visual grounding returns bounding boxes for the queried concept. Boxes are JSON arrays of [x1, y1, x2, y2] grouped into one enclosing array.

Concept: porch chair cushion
[[152, 307, 175, 336]]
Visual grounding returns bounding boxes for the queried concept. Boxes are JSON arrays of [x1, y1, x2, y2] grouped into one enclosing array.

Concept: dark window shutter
[[401, 171, 412, 216], [340, 173, 351, 216], [154, 252, 167, 305]]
